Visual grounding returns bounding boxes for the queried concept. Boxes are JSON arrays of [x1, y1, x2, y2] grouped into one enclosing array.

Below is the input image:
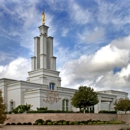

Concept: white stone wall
[[7, 85, 21, 111]]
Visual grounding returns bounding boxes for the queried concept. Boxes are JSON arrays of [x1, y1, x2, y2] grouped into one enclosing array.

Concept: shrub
[[58, 122, 62, 125], [12, 109, 18, 114], [35, 119, 44, 125], [93, 122, 97, 125], [37, 107, 48, 111], [97, 122, 104, 125], [53, 121, 58, 125], [17, 122, 22, 125], [69, 121, 74, 125], [33, 123, 37, 125], [74, 121, 79, 125], [63, 122, 67, 125], [98, 110, 117, 114], [57, 120, 66, 123], [88, 122, 92, 125], [119, 129, 130, 130], [11, 123, 16, 125], [13, 104, 32, 113], [47, 122, 52, 125], [27, 122, 32, 125], [23, 122, 27, 125], [8, 111, 12, 114], [86, 119, 92, 124], [6, 123, 10, 125], [46, 119, 52, 122], [18, 109, 24, 113], [80, 123, 84, 125], [43, 122, 47, 125]]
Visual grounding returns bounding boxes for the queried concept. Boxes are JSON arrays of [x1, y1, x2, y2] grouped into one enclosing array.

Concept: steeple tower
[[27, 13, 61, 89]]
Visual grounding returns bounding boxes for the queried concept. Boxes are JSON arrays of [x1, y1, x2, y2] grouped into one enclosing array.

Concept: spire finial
[[42, 11, 45, 25]]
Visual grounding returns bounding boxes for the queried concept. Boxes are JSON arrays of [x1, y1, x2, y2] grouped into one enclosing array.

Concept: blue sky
[[0, 0, 130, 94]]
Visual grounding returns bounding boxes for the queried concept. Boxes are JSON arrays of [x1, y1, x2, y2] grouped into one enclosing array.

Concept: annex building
[[0, 14, 128, 113]]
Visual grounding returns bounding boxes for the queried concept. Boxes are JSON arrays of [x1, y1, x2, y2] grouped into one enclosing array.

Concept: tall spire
[[42, 12, 45, 25]]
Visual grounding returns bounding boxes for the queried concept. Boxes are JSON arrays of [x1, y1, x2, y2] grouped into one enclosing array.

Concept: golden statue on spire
[[42, 12, 45, 25]]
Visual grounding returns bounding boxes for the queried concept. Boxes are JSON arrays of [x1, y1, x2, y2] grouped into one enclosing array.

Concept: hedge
[[6, 119, 125, 125], [98, 110, 117, 114]]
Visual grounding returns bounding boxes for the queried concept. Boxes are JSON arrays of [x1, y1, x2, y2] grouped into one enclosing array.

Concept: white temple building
[[0, 16, 128, 113]]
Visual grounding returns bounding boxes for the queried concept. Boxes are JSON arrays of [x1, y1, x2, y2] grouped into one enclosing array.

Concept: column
[[39, 25, 49, 69], [40, 34, 47, 69], [40, 34, 47, 54], [109, 99, 116, 111], [31, 56, 36, 70], [98, 96, 101, 112], [47, 36, 53, 69], [109, 101, 112, 111], [50, 57, 56, 70], [34, 37, 40, 69], [40, 54, 47, 68]]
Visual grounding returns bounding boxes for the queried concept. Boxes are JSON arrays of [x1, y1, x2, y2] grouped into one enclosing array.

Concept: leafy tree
[[114, 98, 130, 114], [71, 86, 99, 113], [0, 90, 6, 124]]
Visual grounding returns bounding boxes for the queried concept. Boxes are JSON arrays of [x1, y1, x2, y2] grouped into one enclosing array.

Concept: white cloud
[[60, 42, 130, 92], [95, 0, 130, 28], [0, 57, 30, 80], [61, 28, 69, 37], [78, 27, 105, 44], [0, 51, 14, 63], [111, 35, 130, 50], [69, 1, 92, 25], [93, 64, 130, 92], [85, 28, 105, 43], [55, 47, 70, 68]]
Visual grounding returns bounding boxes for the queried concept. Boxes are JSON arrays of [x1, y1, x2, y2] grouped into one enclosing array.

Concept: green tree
[[0, 90, 6, 124], [114, 98, 130, 114], [71, 86, 99, 113]]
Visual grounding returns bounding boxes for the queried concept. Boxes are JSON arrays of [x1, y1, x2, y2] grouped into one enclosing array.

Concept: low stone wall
[[4, 113, 130, 125], [117, 114, 130, 124], [5, 113, 117, 124], [0, 125, 128, 130]]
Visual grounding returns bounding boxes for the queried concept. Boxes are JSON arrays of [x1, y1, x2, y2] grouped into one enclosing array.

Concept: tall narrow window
[[10, 100, 14, 111], [62, 100, 65, 111], [66, 100, 68, 111], [62, 99, 69, 111], [49, 83, 54, 90]]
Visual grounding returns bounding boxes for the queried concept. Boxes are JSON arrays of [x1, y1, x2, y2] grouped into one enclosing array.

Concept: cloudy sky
[[0, 0, 130, 94]]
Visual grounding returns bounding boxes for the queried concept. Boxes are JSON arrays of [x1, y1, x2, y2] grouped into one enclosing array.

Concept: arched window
[[62, 99, 69, 111], [49, 83, 54, 90]]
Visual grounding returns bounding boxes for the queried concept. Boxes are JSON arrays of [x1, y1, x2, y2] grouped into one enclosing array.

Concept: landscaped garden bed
[[5, 119, 125, 125]]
